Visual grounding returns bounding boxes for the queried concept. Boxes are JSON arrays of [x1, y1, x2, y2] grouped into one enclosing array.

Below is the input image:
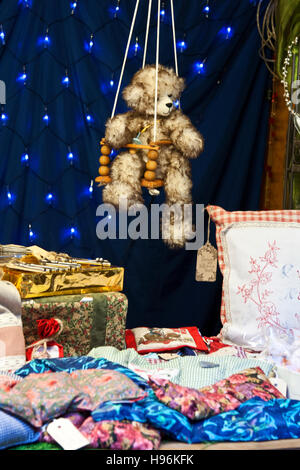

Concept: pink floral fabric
[[0, 369, 147, 427], [149, 367, 284, 421], [79, 418, 161, 450]]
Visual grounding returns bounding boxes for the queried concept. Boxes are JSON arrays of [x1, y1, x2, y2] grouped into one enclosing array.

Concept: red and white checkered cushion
[[207, 206, 300, 350]]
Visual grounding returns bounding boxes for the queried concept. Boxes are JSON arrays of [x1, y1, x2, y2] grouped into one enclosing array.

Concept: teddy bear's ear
[[122, 82, 144, 109]]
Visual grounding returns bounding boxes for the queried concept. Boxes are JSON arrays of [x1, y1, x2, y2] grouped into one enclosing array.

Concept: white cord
[[142, 0, 153, 68], [170, 0, 178, 76], [153, 0, 161, 142], [111, 0, 140, 118]]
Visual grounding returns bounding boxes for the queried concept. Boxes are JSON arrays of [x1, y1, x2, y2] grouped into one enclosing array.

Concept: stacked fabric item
[[0, 351, 300, 451]]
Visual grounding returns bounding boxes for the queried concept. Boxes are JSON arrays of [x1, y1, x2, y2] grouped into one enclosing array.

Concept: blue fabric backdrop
[[0, 0, 271, 334]]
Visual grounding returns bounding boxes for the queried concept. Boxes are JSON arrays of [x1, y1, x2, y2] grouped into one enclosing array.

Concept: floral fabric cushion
[[207, 205, 300, 350], [79, 418, 161, 450], [149, 367, 284, 421], [126, 327, 208, 354], [0, 369, 147, 427]]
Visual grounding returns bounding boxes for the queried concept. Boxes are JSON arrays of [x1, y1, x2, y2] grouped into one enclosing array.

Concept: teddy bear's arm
[[105, 112, 137, 149], [166, 111, 204, 158]]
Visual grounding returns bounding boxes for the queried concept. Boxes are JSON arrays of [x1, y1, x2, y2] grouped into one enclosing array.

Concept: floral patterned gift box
[[21, 292, 128, 357]]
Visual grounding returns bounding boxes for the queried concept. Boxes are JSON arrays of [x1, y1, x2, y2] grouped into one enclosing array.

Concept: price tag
[[47, 418, 90, 451]]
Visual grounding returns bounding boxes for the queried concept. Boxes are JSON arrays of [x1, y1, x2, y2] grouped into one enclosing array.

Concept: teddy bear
[[102, 64, 204, 248]]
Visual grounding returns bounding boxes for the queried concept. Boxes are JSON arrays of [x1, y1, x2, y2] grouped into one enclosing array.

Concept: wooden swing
[[96, 0, 179, 190]]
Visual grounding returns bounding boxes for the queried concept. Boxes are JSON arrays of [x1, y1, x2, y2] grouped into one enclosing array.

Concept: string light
[[17, 66, 27, 84], [133, 36, 140, 56], [89, 180, 94, 197], [28, 224, 35, 241], [21, 152, 29, 164], [70, 1, 77, 13], [203, 2, 210, 17], [177, 39, 187, 52], [46, 192, 54, 204], [160, 2, 166, 20], [0, 25, 5, 45], [70, 226, 78, 238], [89, 34, 94, 52], [6, 187, 12, 204], [44, 29, 50, 47], [195, 58, 207, 74], [67, 148, 74, 164], [114, 0, 120, 17], [43, 107, 49, 125], [62, 70, 70, 87], [86, 113, 93, 123], [1, 112, 8, 123], [281, 36, 299, 118]]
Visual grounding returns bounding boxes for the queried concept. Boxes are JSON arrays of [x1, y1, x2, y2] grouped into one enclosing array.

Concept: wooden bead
[[146, 160, 157, 171], [129, 149, 137, 154], [99, 155, 111, 165], [144, 170, 156, 181], [99, 166, 110, 176], [101, 145, 111, 155], [148, 149, 159, 160]]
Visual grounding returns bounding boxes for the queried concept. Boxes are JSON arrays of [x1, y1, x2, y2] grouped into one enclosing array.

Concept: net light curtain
[[0, 0, 271, 334]]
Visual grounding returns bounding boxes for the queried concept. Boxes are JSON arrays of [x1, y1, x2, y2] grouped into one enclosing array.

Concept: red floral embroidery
[[236, 241, 287, 334]]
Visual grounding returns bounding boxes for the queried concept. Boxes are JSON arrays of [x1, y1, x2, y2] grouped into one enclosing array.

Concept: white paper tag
[[47, 418, 90, 451], [269, 377, 287, 397]]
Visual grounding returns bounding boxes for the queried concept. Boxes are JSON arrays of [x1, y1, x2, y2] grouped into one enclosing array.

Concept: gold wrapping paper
[[2, 265, 124, 299]]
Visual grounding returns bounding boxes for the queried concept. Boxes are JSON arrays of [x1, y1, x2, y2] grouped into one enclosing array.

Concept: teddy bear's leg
[[162, 155, 194, 249], [102, 151, 144, 209]]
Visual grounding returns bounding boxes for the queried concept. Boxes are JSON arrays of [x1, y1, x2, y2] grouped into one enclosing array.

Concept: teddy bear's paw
[[102, 183, 143, 210]]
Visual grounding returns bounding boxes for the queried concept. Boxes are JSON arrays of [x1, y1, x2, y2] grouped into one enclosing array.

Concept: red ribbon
[[36, 318, 61, 339]]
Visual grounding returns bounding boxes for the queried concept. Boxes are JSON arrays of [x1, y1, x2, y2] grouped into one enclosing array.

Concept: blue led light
[[177, 40, 187, 52], [195, 61, 205, 74], [43, 113, 49, 124], [109, 79, 114, 87], [160, 9, 165, 17], [67, 151, 74, 162], [1, 113, 7, 122], [62, 75, 70, 86], [0, 30, 5, 44], [17, 72, 27, 83], [86, 114, 93, 123], [21, 153, 29, 163], [7, 191, 12, 201], [44, 34, 50, 45], [70, 1, 77, 10], [46, 193, 53, 203]]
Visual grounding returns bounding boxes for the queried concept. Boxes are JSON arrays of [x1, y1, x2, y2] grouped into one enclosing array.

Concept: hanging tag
[[46, 418, 90, 451], [196, 208, 218, 282], [196, 242, 218, 282]]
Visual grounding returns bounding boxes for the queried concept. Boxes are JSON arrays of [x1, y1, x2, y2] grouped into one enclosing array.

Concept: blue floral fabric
[[191, 397, 300, 443]]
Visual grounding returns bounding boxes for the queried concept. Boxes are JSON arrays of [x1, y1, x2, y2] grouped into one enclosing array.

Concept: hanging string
[[111, 0, 141, 119], [170, 0, 178, 76], [142, 0, 153, 68], [153, 0, 161, 142]]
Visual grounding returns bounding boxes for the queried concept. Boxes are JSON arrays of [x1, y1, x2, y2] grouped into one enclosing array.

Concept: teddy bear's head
[[122, 65, 185, 117]]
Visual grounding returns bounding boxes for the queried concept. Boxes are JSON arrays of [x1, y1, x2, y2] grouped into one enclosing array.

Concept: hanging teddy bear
[[102, 64, 204, 248]]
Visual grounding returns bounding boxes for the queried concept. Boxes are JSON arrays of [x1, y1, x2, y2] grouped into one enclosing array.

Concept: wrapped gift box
[[21, 292, 128, 357]]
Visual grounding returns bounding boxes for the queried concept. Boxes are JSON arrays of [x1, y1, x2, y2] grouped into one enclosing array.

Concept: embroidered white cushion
[[208, 206, 300, 351]]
